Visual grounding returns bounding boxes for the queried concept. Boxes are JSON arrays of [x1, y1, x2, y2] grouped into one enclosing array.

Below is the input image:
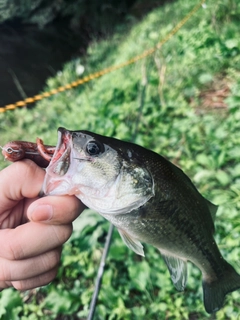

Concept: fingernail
[[31, 204, 53, 222]]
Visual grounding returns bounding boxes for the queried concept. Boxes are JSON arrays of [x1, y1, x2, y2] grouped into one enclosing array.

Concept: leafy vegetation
[[1, 0, 240, 318]]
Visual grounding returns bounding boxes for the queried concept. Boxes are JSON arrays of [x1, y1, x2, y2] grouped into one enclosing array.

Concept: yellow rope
[[0, 0, 206, 113]]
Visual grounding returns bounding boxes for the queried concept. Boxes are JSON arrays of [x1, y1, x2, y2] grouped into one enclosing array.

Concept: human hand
[[0, 160, 84, 290]]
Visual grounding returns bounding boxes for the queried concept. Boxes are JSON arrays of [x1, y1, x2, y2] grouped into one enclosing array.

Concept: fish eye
[[86, 140, 104, 156]]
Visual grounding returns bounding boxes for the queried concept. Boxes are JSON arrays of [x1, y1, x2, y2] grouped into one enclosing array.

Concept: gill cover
[[42, 128, 154, 215]]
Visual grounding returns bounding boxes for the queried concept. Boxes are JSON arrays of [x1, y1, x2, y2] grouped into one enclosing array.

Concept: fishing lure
[[1, 139, 55, 167]]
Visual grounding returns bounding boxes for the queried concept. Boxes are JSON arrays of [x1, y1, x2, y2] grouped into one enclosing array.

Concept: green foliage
[[1, 0, 240, 318], [0, 289, 23, 319]]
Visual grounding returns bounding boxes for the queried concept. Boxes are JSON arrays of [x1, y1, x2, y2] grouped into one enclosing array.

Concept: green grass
[[1, 0, 240, 318]]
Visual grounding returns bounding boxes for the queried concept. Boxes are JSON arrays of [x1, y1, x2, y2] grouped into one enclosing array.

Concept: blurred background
[[0, 0, 240, 319], [0, 0, 162, 107]]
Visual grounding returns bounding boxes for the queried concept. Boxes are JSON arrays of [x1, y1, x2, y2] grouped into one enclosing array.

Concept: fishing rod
[[87, 223, 114, 320]]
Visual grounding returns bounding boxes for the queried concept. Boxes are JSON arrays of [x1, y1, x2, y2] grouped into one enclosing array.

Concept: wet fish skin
[[43, 127, 240, 314]]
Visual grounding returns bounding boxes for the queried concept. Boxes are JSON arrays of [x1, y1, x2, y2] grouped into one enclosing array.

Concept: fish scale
[[42, 127, 240, 314]]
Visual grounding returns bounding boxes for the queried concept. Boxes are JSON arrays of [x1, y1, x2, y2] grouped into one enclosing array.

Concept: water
[[0, 0, 169, 109], [0, 21, 83, 108]]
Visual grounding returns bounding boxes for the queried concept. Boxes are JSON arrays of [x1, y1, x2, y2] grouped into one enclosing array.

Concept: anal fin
[[160, 250, 188, 291], [118, 228, 145, 257]]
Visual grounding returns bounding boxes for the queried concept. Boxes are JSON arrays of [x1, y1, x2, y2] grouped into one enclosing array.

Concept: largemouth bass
[[42, 127, 240, 314]]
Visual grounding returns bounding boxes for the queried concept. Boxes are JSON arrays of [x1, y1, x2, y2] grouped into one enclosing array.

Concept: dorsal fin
[[205, 198, 218, 222], [160, 250, 188, 291]]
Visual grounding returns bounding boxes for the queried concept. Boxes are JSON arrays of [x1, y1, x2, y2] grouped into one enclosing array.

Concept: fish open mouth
[[48, 127, 72, 176], [41, 127, 74, 195]]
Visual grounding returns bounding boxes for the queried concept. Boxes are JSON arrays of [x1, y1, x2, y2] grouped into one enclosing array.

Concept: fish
[[42, 127, 240, 314]]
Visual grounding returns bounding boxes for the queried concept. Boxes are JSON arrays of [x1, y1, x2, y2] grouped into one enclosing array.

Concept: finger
[[28, 195, 84, 224], [0, 222, 72, 260], [11, 266, 59, 291], [0, 160, 45, 209], [0, 265, 59, 290], [0, 247, 62, 283]]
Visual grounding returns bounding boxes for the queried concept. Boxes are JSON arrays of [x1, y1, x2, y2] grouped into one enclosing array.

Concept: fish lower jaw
[[43, 178, 71, 196]]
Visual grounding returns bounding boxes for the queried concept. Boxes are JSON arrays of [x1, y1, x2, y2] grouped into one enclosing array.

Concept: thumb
[[27, 195, 84, 225]]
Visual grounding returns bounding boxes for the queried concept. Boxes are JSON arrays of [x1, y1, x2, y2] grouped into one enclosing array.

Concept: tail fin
[[203, 263, 240, 314]]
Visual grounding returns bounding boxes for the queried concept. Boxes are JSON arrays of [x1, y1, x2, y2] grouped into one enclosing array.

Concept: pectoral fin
[[118, 228, 145, 257], [160, 250, 188, 291]]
